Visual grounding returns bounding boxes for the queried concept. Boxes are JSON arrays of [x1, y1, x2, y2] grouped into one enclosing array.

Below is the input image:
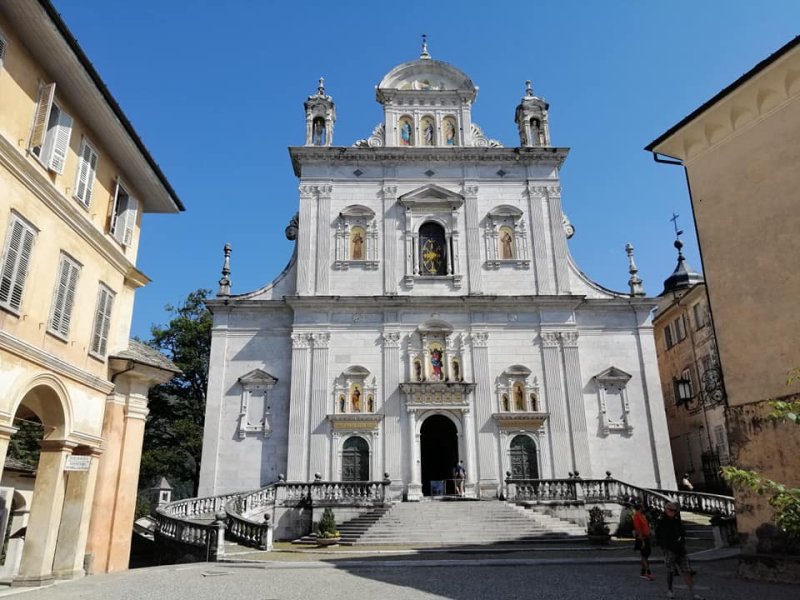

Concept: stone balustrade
[[649, 488, 736, 517]]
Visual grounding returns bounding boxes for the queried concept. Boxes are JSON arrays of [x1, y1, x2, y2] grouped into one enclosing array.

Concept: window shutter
[[48, 109, 73, 174], [50, 255, 80, 337], [75, 140, 98, 206], [30, 83, 55, 152], [0, 217, 36, 311], [122, 196, 138, 246], [110, 179, 125, 242], [91, 286, 114, 356]]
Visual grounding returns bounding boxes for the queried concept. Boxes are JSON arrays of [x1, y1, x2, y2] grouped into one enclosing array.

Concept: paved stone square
[[3, 558, 796, 600]]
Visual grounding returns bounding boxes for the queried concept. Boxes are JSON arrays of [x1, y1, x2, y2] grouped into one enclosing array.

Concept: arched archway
[[341, 436, 369, 481], [509, 435, 539, 479], [420, 414, 458, 495]]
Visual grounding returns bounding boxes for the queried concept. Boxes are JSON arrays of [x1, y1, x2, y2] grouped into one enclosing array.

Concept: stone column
[[461, 407, 476, 497], [330, 432, 340, 481], [308, 333, 330, 479], [382, 184, 398, 294], [406, 408, 421, 500], [0, 424, 18, 474], [14, 440, 76, 586], [561, 331, 591, 474], [469, 331, 498, 497], [297, 185, 317, 296], [463, 184, 483, 294], [315, 185, 332, 295], [527, 184, 552, 294], [381, 331, 402, 497], [545, 186, 571, 294], [541, 331, 571, 476], [286, 333, 312, 480], [52, 446, 102, 579]]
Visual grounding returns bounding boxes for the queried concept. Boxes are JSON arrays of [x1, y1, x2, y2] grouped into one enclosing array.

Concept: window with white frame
[[30, 83, 73, 174], [90, 284, 115, 357], [334, 205, 378, 269], [0, 213, 38, 313], [236, 369, 277, 438], [49, 252, 81, 338], [109, 179, 138, 246], [593, 366, 633, 435], [484, 205, 530, 269], [74, 138, 98, 207]]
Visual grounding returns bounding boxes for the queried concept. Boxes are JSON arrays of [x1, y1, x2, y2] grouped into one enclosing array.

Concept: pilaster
[[463, 184, 483, 294], [527, 184, 552, 294], [560, 331, 591, 473], [382, 331, 402, 495], [315, 185, 332, 294], [545, 185, 571, 294], [286, 333, 312, 479], [308, 333, 330, 478], [541, 331, 571, 476], [469, 331, 498, 496], [406, 408, 421, 500], [297, 185, 317, 295], [382, 184, 398, 294]]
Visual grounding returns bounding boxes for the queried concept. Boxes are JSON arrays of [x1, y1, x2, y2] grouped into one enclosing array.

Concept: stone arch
[[419, 221, 447, 276], [341, 435, 370, 481], [10, 373, 73, 439], [508, 434, 539, 479]]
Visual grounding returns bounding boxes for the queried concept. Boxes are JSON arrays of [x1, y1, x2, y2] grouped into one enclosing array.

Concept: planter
[[316, 536, 341, 547]]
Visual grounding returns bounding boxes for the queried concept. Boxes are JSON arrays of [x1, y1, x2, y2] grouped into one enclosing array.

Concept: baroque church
[[198, 43, 676, 501]]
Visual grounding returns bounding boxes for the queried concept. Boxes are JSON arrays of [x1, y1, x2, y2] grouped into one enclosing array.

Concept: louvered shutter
[[50, 255, 80, 337], [75, 140, 98, 206], [122, 196, 138, 246], [48, 109, 73, 174], [30, 83, 55, 153], [91, 286, 114, 356], [110, 180, 125, 242], [0, 217, 36, 311]]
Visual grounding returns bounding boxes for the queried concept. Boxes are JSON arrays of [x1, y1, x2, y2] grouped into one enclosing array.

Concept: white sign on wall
[[64, 455, 91, 472]]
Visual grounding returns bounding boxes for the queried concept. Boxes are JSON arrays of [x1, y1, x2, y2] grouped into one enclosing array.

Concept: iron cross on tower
[[670, 212, 683, 238]]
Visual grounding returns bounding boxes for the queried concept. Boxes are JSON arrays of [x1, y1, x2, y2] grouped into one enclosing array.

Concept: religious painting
[[419, 222, 446, 275], [398, 116, 414, 146], [502, 393, 510, 412], [350, 226, 366, 260], [451, 358, 461, 382], [350, 383, 363, 413], [429, 342, 445, 381], [442, 117, 457, 146], [513, 382, 525, 411], [421, 116, 435, 146], [529, 392, 538, 412], [499, 226, 515, 259], [367, 394, 374, 412]]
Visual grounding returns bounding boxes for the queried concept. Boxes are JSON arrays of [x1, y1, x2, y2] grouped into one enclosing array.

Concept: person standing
[[454, 461, 466, 496], [656, 502, 705, 600], [680, 473, 694, 491], [632, 500, 654, 580]]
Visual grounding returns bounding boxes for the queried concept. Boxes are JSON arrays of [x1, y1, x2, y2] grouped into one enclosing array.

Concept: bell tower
[[514, 80, 551, 147], [304, 77, 336, 146]]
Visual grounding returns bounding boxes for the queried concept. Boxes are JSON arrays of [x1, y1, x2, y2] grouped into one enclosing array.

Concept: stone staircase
[[297, 499, 586, 545]]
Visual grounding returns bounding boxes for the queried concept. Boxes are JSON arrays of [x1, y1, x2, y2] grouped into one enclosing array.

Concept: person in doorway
[[454, 461, 466, 496], [656, 502, 705, 600], [680, 473, 694, 491], [632, 500, 654, 581]]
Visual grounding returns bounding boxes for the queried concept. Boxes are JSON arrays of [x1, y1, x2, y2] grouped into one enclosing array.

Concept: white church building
[[198, 44, 675, 501]]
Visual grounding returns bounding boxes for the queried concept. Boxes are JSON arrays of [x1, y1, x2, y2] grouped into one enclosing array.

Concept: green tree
[[138, 289, 212, 500]]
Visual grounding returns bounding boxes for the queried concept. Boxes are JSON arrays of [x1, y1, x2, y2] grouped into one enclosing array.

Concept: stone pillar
[[52, 446, 102, 579], [469, 331, 499, 497], [545, 186, 571, 294], [463, 184, 483, 294], [461, 408, 476, 497], [527, 185, 552, 294], [308, 333, 330, 478], [0, 424, 18, 472], [406, 408, 421, 500], [381, 331, 402, 497], [14, 440, 75, 586], [286, 333, 312, 480], [541, 331, 571, 476], [382, 184, 398, 294], [561, 331, 591, 474], [297, 185, 317, 296], [315, 185, 332, 295]]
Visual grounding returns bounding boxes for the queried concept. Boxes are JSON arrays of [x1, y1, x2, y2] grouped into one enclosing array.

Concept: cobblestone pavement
[[1, 558, 796, 600]]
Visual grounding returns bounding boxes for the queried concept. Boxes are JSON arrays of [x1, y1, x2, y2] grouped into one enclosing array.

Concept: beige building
[[652, 242, 728, 493], [647, 36, 800, 555], [0, 1, 182, 585]]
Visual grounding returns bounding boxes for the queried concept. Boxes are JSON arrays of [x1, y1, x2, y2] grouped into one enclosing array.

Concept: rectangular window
[[30, 83, 73, 174], [48, 252, 81, 338], [664, 324, 674, 349], [73, 138, 98, 207], [673, 316, 686, 342], [109, 179, 138, 246], [692, 302, 708, 329], [0, 213, 37, 312], [90, 284, 115, 357], [681, 368, 694, 397], [714, 425, 729, 464]]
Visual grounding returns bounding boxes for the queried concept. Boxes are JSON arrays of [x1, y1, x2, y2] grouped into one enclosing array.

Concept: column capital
[[469, 331, 489, 348], [38, 439, 79, 453], [311, 332, 330, 349], [0, 423, 19, 440], [381, 331, 402, 348], [560, 330, 580, 348], [291, 333, 312, 349], [540, 331, 561, 348]]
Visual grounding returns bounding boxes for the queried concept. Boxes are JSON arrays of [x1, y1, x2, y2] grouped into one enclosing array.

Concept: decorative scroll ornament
[[470, 123, 503, 148], [354, 123, 385, 148], [285, 212, 299, 240], [562, 214, 575, 239]]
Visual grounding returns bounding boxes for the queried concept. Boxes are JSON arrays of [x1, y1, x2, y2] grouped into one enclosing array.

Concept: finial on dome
[[420, 33, 431, 59], [625, 243, 645, 297], [525, 80, 534, 97], [217, 243, 232, 297], [317, 76, 325, 96]]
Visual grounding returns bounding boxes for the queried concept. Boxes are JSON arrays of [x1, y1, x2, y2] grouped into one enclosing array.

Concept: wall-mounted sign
[[64, 455, 91, 472]]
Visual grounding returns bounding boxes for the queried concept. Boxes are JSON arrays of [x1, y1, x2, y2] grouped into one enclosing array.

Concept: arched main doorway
[[420, 414, 458, 495], [509, 435, 539, 479], [341, 436, 369, 481]]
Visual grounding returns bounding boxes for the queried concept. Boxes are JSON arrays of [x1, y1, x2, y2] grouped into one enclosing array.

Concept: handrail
[[225, 484, 277, 549], [649, 488, 735, 517]]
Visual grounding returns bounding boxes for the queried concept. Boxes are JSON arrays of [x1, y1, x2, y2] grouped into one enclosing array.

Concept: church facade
[[198, 47, 675, 501]]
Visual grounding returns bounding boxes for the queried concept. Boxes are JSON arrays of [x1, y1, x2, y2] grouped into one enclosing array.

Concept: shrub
[[317, 507, 340, 539]]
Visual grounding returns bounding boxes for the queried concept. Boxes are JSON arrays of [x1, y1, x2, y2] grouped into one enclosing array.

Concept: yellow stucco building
[[647, 37, 800, 564], [0, 1, 182, 585]]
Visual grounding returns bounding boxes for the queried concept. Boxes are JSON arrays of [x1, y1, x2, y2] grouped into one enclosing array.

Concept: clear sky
[[51, 0, 800, 339]]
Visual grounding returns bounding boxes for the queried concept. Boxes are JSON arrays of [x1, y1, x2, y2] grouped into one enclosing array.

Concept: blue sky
[[51, 1, 800, 339]]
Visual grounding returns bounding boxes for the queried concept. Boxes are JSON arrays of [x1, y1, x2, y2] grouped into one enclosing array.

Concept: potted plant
[[316, 507, 341, 546], [587, 506, 611, 544]]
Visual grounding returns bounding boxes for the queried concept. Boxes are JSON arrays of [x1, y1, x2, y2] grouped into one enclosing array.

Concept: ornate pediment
[[593, 366, 632, 386], [238, 369, 278, 387], [398, 184, 464, 210]]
